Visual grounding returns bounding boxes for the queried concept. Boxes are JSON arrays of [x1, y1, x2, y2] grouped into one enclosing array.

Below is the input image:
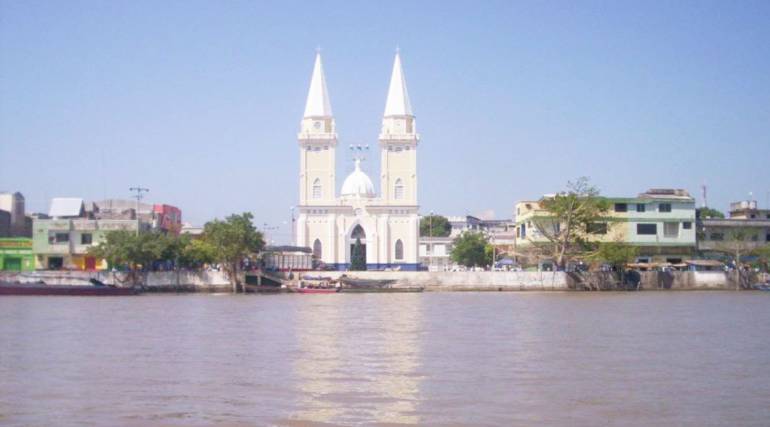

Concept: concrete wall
[[300, 270, 569, 291], [568, 270, 736, 290], [1, 270, 232, 292]]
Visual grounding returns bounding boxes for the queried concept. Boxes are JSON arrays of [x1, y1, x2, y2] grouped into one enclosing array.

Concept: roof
[[685, 259, 724, 267], [49, 198, 85, 218], [264, 245, 312, 253], [303, 52, 333, 118], [383, 52, 413, 116]]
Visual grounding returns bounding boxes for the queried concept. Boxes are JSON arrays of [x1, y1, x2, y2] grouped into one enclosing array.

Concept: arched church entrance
[[350, 224, 366, 265]]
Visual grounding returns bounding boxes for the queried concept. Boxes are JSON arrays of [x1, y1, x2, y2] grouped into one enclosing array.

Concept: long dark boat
[[0, 279, 138, 296], [338, 276, 397, 288], [339, 286, 423, 293], [337, 275, 423, 293]]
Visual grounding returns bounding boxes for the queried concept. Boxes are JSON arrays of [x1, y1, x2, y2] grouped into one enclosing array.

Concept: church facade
[[295, 51, 420, 270]]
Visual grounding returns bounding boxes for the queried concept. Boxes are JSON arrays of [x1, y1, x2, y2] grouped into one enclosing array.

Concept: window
[[81, 233, 92, 245], [394, 179, 404, 200], [751, 235, 759, 241], [664, 222, 679, 238], [520, 223, 526, 238], [710, 233, 724, 241], [636, 224, 657, 235], [636, 204, 646, 212], [683, 221, 692, 229], [312, 239, 322, 259], [614, 203, 628, 212], [659, 203, 672, 213], [586, 222, 608, 234], [766, 233, 770, 242], [395, 239, 404, 260], [55, 233, 69, 243], [312, 179, 322, 199]]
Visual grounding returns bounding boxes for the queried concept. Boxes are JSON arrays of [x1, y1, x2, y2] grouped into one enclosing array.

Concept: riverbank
[[0, 269, 758, 292]]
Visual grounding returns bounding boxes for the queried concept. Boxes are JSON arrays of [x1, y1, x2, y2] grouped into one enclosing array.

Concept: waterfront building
[[513, 189, 697, 264], [33, 198, 140, 270], [90, 199, 182, 235], [262, 246, 313, 272], [0, 238, 34, 271], [697, 199, 770, 260], [294, 52, 420, 270], [0, 192, 32, 237], [419, 215, 516, 270]]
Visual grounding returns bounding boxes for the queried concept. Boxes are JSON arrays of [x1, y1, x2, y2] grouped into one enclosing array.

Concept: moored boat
[[0, 279, 138, 296], [338, 286, 423, 293], [296, 287, 339, 294]]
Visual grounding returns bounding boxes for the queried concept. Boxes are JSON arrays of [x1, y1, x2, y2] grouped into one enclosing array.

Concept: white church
[[294, 51, 421, 270]]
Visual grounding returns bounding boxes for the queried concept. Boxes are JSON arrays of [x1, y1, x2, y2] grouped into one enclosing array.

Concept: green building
[[0, 238, 35, 271]]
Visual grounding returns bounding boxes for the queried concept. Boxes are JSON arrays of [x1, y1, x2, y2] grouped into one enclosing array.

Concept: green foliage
[[87, 230, 173, 270], [420, 215, 451, 237], [176, 235, 217, 267], [696, 207, 725, 219], [533, 177, 610, 268], [451, 232, 492, 267], [350, 237, 367, 270], [203, 212, 264, 280], [753, 244, 770, 271], [591, 242, 639, 268]]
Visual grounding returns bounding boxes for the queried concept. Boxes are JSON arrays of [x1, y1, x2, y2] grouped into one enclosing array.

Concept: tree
[[177, 236, 216, 268], [712, 227, 761, 290], [531, 177, 611, 269], [420, 215, 451, 237], [349, 237, 367, 271], [754, 244, 770, 272], [203, 212, 264, 293], [696, 207, 725, 219], [451, 231, 492, 267]]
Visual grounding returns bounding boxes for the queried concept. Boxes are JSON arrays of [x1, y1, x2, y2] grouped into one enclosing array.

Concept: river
[[1, 292, 769, 426]]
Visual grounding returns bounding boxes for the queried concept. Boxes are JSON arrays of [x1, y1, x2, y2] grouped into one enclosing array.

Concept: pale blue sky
[[1, 0, 769, 243]]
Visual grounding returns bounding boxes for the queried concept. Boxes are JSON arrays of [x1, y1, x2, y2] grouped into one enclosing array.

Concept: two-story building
[[33, 198, 139, 270], [514, 188, 697, 264], [697, 200, 770, 260]]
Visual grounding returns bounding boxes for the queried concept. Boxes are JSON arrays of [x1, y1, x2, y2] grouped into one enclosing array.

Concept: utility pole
[[429, 211, 433, 272], [701, 182, 708, 208], [129, 187, 149, 236]]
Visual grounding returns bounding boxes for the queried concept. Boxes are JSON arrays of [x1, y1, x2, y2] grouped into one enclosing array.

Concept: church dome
[[341, 159, 375, 198]]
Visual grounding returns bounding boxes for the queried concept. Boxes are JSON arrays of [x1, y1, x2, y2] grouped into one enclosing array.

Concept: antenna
[[701, 182, 708, 208]]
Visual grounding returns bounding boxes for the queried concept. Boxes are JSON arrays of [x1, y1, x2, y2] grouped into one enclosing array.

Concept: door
[[85, 256, 97, 271]]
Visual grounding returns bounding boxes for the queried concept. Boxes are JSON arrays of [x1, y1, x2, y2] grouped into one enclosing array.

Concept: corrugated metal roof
[[49, 198, 84, 218]]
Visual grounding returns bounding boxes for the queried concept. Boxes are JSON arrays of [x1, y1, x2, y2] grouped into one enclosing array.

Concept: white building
[[294, 51, 420, 270]]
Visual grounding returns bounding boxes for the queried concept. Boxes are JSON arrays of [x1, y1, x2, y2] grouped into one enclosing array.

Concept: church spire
[[383, 50, 413, 117], [303, 51, 333, 118]]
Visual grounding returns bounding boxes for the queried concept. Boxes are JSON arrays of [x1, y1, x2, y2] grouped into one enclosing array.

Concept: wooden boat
[[338, 276, 397, 288], [339, 286, 423, 293], [296, 287, 339, 294], [0, 279, 138, 296]]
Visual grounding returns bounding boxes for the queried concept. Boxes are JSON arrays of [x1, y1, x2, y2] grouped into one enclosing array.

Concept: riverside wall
[[0, 270, 747, 292]]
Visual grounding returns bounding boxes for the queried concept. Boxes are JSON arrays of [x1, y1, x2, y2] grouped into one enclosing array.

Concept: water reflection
[[291, 294, 424, 424]]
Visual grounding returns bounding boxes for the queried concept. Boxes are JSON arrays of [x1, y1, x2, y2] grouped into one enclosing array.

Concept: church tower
[[298, 52, 337, 206], [379, 51, 419, 205]]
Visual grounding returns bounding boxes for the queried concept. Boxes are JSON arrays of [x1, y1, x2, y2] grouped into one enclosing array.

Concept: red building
[[153, 204, 182, 235]]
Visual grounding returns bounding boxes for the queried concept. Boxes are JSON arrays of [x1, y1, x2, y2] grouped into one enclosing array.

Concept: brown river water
[[1, 292, 769, 427]]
